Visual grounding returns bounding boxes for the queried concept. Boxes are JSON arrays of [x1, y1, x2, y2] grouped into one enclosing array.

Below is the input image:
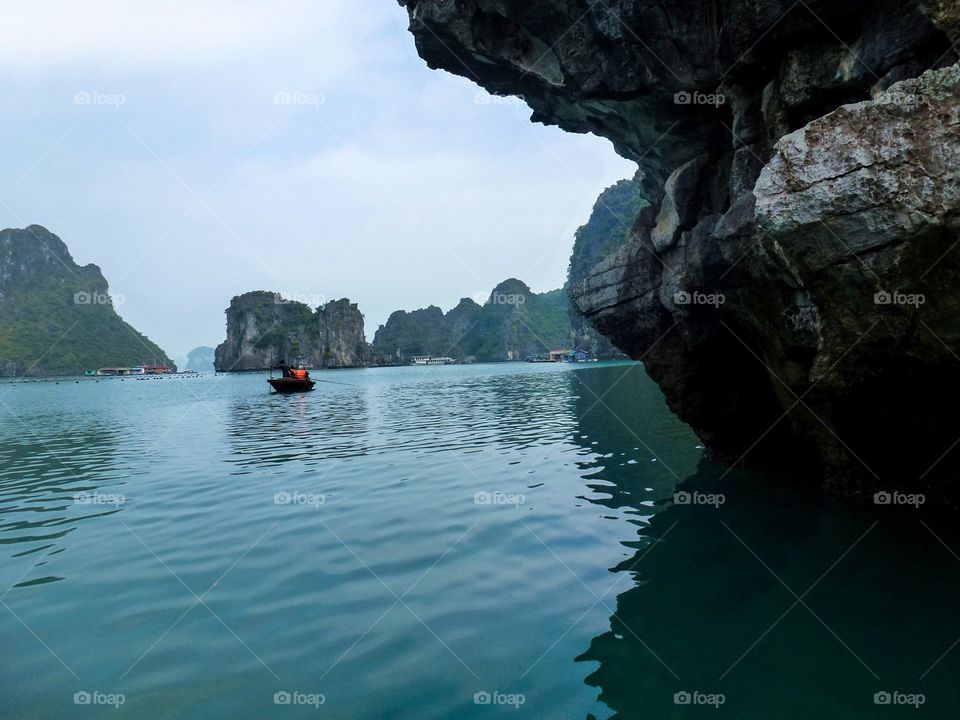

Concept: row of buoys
[[3, 372, 225, 386]]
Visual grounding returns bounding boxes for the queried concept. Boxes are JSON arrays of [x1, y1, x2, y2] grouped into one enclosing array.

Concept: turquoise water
[[1, 362, 959, 718]]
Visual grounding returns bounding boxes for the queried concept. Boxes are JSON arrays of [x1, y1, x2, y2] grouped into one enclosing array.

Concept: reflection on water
[[0, 365, 958, 719], [0, 405, 130, 587], [576, 451, 960, 718], [570, 365, 700, 517], [225, 388, 370, 467], [223, 371, 582, 470], [3, 364, 681, 720]]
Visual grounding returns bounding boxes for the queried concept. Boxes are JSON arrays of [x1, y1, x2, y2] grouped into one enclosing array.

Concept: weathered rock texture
[[214, 292, 369, 371], [400, 0, 960, 500], [566, 178, 641, 360]]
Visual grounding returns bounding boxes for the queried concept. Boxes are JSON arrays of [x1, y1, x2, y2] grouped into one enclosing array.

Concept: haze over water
[[2, 363, 959, 718]]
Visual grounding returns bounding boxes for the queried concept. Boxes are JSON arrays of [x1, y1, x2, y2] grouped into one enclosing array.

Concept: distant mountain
[[372, 303, 470, 363], [185, 346, 216, 373], [461, 280, 572, 361], [373, 182, 645, 366], [0, 225, 174, 377], [372, 278, 611, 364], [214, 292, 368, 371]]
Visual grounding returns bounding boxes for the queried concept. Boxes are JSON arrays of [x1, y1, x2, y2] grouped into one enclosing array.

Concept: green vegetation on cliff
[[566, 178, 647, 358], [372, 279, 597, 363], [216, 183, 650, 372], [373, 305, 461, 362], [567, 177, 648, 286], [0, 225, 174, 377], [214, 292, 368, 371]]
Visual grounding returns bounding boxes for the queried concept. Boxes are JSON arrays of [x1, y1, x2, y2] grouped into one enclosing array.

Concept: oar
[[311, 377, 357, 387]]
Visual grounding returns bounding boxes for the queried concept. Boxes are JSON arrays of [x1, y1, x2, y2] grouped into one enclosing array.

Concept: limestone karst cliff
[[566, 178, 644, 360], [0, 225, 174, 376], [185, 346, 215, 373], [214, 292, 369, 371], [399, 0, 960, 500], [372, 279, 605, 363]]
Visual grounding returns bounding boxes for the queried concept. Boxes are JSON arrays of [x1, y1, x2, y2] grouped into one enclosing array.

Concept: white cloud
[[0, 1, 380, 79], [0, 1, 636, 359]]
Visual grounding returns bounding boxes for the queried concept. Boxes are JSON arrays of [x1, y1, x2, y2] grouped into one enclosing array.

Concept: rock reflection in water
[[577, 462, 960, 718], [225, 383, 370, 469]]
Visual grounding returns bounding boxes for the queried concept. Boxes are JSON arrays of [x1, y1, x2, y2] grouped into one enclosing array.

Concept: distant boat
[[526, 349, 592, 363], [267, 377, 315, 393], [411, 355, 454, 365], [96, 366, 144, 376], [93, 365, 174, 376]]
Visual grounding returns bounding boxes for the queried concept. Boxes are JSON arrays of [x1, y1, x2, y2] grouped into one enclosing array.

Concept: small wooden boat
[[267, 377, 316, 393]]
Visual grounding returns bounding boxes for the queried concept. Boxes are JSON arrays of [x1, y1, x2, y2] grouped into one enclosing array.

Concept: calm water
[[1, 362, 959, 719]]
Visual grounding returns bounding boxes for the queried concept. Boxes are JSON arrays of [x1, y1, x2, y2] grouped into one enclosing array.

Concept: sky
[[0, 1, 636, 363]]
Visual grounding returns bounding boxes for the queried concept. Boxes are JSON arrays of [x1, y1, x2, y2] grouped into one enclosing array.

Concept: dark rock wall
[[399, 0, 960, 500], [566, 177, 644, 360]]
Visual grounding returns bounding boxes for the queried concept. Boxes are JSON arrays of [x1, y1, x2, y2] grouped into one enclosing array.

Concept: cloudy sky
[[0, 1, 635, 362]]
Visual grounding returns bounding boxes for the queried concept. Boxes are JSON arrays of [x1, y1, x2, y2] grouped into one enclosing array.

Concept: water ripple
[[0, 363, 702, 720]]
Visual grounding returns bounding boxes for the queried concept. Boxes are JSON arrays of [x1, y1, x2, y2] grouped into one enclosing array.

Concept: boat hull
[[267, 378, 316, 393]]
